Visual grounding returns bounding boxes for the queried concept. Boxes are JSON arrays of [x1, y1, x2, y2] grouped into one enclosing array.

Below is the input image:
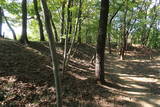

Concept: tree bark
[[63, 0, 82, 71], [60, 1, 65, 44], [41, 0, 62, 107], [20, 0, 29, 44], [2, 11, 17, 40], [77, 0, 82, 44], [50, 12, 58, 42], [69, 0, 73, 37], [0, 7, 3, 37], [120, 1, 128, 60], [95, 0, 109, 83], [33, 0, 45, 41], [63, 0, 72, 72], [108, 31, 111, 54]]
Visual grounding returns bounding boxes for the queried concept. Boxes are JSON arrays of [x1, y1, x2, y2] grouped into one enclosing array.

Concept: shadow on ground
[[0, 39, 159, 106]]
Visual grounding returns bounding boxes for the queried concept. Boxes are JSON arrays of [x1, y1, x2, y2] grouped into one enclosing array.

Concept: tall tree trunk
[[120, 2, 128, 60], [141, 2, 150, 46], [107, 5, 122, 54], [50, 12, 58, 42], [40, 0, 62, 107], [65, 18, 79, 69], [33, 0, 45, 41], [69, 11, 72, 35], [20, 0, 29, 44], [0, 7, 3, 37], [77, 0, 82, 44], [63, 0, 82, 71], [108, 23, 112, 54], [108, 32, 111, 54], [68, 0, 73, 40], [63, 0, 72, 72], [95, 0, 109, 83], [2, 11, 17, 40], [60, 1, 65, 44]]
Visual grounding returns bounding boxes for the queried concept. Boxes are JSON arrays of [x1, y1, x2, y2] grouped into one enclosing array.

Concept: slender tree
[[33, 0, 45, 41], [50, 11, 58, 42], [19, 0, 29, 44], [0, 7, 3, 37], [108, 5, 122, 54], [120, 3, 128, 60], [40, 0, 62, 106], [63, 0, 82, 72], [77, 0, 82, 44], [63, 0, 72, 72], [60, 1, 65, 44], [95, 0, 109, 83], [2, 10, 17, 40]]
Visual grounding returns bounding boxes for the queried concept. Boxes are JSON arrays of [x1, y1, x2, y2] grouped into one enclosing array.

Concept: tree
[[95, 0, 109, 83], [19, 0, 29, 44], [107, 4, 122, 54], [40, 0, 62, 106], [77, 0, 82, 44], [62, 0, 83, 73], [2, 10, 17, 40], [120, 1, 128, 60], [33, 0, 45, 41], [62, 0, 72, 72], [0, 7, 2, 37], [60, 1, 65, 43], [50, 11, 58, 42]]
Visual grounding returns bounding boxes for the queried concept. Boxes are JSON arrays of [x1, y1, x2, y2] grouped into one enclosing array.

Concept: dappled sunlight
[[120, 76, 159, 83], [148, 65, 160, 69], [98, 83, 120, 93], [0, 76, 17, 83], [129, 84, 147, 90], [115, 64, 126, 69], [0, 38, 159, 106], [123, 91, 148, 96], [67, 71, 88, 80], [137, 96, 160, 107], [104, 48, 160, 107], [25, 46, 44, 56]]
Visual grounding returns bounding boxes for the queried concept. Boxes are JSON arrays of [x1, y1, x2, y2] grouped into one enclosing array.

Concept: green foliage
[[0, 0, 159, 48]]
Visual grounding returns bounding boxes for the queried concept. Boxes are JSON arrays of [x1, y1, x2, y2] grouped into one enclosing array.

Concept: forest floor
[[0, 38, 159, 107]]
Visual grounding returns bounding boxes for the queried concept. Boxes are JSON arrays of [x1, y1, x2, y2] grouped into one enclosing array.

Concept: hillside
[[0, 38, 160, 107]]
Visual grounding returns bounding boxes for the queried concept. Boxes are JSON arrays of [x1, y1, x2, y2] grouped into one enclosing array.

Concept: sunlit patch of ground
[[105, 49, 160, 107]]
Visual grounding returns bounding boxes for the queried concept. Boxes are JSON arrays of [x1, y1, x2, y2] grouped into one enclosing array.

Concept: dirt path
[[104, 51, 160, 107]]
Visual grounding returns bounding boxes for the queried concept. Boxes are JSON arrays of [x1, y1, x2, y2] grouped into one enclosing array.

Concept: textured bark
[[69, 0, 73, 35], [20, 0, 29, 44], [50, 12, 58, 42], [60, 1, 65, 43], [120, 2, 128, 60], [41, 0, 62, 106], [64, 0, 82, 71], [108, 32, 111, 54], [63, 0, 72, 72], [95, 0, 109, 83], [77, 0, 82, 44], [33, 0, 45, 41], [0, 7, 3, 37], [2, 11, 17, 40]]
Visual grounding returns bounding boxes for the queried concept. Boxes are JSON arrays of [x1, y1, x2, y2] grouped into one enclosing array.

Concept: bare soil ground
[[0, 38, 159, 107]]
